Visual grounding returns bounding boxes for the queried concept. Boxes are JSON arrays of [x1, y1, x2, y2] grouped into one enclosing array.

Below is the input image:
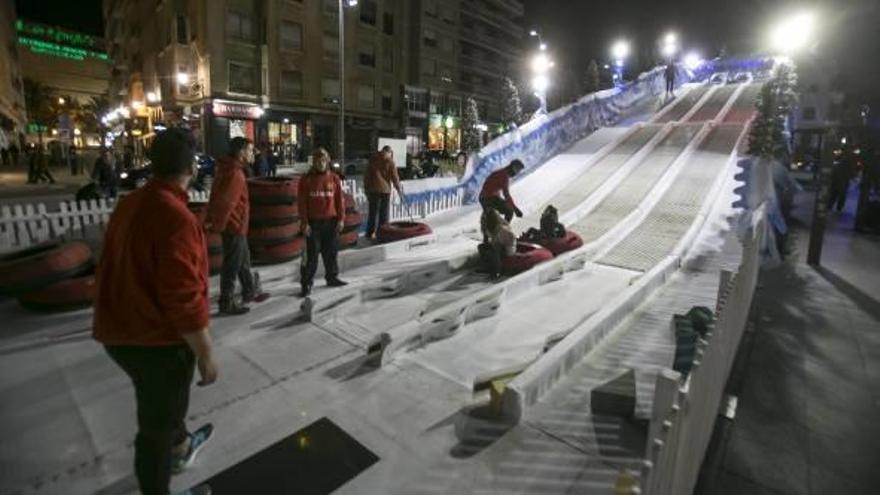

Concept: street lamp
[[771, 11, 815, 54], [611, 40, 630, 87], [661, 32, 678, 60], [57, 97, 65, 105], [146, 91, 160, 104], [176, 72, 190, 85], [337, 0, 359, 165], [683, 51, 703, 70], [531, 52, 553, 114]]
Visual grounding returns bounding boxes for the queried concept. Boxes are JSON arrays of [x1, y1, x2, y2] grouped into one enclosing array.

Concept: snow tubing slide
[[501, 242, 554, 276], [0, 241, 93, 295], [536, 230, 584, 256], [18, 274, 96, 312], [376, 221, 433, 243], [248, 177, 299, 205]]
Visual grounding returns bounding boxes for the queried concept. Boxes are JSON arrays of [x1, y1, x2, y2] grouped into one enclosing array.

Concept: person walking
[[665, 62, 676, 98], [479, 159, 524, 222], [93, 128, 214, 495], [93, 149, 119, 198], [298, 147, 348, 297], [364, 145, 404, 240], [206, 137, 262, 315], [827, 154, 854, 212], [32, 145, 56, 184]]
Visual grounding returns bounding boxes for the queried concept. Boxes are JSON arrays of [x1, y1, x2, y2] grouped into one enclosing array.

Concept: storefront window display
[[427, 115, 460, 153], [268, 121, 299, 164]]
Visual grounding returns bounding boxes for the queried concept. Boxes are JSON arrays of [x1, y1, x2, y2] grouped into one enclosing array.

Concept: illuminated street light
[[176, 72, 190, 85], [770, 11, 815, 54], [662, 43, 677, 58], [57, 97, 65, 105], [683, 52, 704, 70], [532, 74, 550, 93], [146, 91, 160, 103], [664, 32, 677, 45], [529, 29, 538, 37], [131, 100, 145, 110], [531, 53, 551, 73], [611, 40, 630, 60]]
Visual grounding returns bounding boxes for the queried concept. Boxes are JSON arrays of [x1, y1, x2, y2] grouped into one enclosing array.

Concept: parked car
[[729, 72, 753, 84], [342, 154, 371, 176], [119, 161, 152, 190]]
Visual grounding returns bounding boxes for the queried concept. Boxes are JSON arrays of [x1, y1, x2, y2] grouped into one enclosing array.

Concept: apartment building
[[0, 2, 26, 148], [104, 0, 524, 160]]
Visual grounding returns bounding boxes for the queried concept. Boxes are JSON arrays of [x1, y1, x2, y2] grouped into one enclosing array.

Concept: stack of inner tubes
[[340, 192, 361, 248], [247, 177, 304, 264], [0, 241, 96, 312]]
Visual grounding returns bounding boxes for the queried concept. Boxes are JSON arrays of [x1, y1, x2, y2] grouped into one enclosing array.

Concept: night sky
[[14, 0, 880, 110]]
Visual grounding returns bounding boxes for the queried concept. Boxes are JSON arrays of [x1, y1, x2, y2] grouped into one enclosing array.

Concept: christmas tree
[[584, 59, 600, 94], [462, 97, 482, 151], [747, 61, 798, 160], [501, 77, 523, 127]]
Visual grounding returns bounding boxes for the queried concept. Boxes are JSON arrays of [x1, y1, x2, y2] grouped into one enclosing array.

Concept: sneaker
[[326, 278, 348, 287], [172, 424, 214, 474], [300, 283, 312, 298], [242, 272, 263, 303], [218, 298, 250, 316], [173, 484, 212, 495]]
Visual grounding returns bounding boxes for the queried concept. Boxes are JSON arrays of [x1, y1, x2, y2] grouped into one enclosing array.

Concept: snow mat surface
[[687, 84, 738, 122], [653, 85, 710, 123]]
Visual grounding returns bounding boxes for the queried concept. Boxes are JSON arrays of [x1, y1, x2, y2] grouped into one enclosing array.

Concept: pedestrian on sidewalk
[[364, 145, 404, 240], [206, 137, 262, 315], [827, 153, 854, 212], [298, 147, 348, 297], [93, 128, 215, 495], [92, 149, 118, 198], [32, 145, 56, 184], [665, 62, 676, 97], [479, 207, 516, 279], [479, 159, 524, 223]]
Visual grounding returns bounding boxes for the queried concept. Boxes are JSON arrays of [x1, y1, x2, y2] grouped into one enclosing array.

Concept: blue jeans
[[366, 192, 391, 237]]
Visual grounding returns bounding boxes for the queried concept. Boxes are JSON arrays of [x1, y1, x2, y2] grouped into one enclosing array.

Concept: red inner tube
[[501, 242, 554, 276], [18, 274, 96, 311], [0, 241, 93, 295], [536, 230, 584, 256], [251, 237, 306, 264], [376, 221, 433, 243], [339, 230, 359, 247], [248, 177, 299, 205], [250, 202, 299, 222], [248, 222, 301, 245]]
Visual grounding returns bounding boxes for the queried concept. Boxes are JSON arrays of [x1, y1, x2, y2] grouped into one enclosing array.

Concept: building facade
[[0, 2, 26, 152], [104, 0, 524, 161], [15, 19, 111, 148]]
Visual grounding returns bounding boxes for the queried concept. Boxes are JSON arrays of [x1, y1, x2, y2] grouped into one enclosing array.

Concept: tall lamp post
[[531, 52, 553, 115], [338, 0, 358, 164], [611, 40, 630, 88]]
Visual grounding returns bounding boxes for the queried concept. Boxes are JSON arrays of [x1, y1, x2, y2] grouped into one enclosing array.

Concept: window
[[448, 97, 461, 117], [358, 84, 375, 108], [423, 29, 437, 48], [227, 11, 254, 41], [280, 70, 303, 98], [280, 21, 302, 51], [383, 49, 394, 73], [382, 89, 392, 111], [323, 34, 339, 59], [383, 12, 394, 35], [441, 8, 455, 24], [406, 90, 427, 113], [424, 0, 436, 17], [430, 94, 444, 114], [440, 37, 453, 52], [176, 15, 188, 44], [359, 44, 376, 67], [360, 0, 377, 25], [802, 107, 816, 120], [229, 62, 257, 93], [321, 78, 340, 102]]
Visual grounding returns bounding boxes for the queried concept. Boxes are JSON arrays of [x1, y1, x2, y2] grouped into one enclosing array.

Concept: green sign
[[18, 36, 110, 62], [16, 19, 98, 48]]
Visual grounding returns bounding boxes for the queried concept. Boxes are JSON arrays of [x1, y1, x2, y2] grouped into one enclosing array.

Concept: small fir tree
[[462, 96, 482, 151], [501, 77, 523, 127], [584, 59, 600, 94]]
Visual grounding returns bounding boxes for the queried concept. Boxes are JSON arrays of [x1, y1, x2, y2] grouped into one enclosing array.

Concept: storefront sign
[[212, 100, 264, 120]]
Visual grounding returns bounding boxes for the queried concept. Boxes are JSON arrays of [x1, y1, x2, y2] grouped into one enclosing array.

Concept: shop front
[[427, 114, 461, 154], [205, 99, 264, 157], [264, 110, 303, 164]]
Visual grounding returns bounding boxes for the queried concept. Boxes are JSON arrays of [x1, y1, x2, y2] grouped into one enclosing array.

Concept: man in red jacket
[[298, 146, 348, 297], [94, 128, 215, 495], [479, 159, 525, 222], [206, 137, 259, 315]]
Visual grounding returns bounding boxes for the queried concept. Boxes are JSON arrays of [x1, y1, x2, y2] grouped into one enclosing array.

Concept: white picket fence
[[639, 207, 765, 494], [0, 180, 464, 253]]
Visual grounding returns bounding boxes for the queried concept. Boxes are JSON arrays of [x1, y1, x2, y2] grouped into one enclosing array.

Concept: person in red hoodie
[[298, 146, 348, 297], [94, 128, 214, 495], [479, 159, 525, 222], [205, 137, 260, 315]]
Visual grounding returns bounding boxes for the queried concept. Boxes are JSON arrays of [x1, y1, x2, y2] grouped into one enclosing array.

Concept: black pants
[[478, 242, 503, 276], [220, 233, 255, 302], [300, 219, 340, 288], [105, 344, 195, 495], [365, 192, 391, 237], [480, 196, 514, 223]]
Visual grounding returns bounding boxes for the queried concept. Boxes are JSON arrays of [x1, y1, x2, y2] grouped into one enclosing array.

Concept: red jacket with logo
[[207, 156, 250, 235], [297, 170, 344, 225], [93, 179, 209, 346]]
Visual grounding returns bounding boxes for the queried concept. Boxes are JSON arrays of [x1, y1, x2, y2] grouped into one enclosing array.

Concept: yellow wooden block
[[613, 469, 638, 495]]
